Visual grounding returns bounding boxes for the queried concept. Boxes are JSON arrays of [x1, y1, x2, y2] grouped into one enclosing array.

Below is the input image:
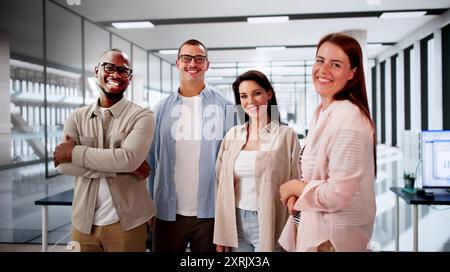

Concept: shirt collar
[[238, 120, 280, 135], [90, 96, 128, 119], [315, 100, 337, 119], [174, 84, 212, 103]]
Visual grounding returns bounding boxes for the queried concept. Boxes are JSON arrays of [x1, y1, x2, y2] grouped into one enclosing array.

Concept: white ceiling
[[54, 0, 450, 63]]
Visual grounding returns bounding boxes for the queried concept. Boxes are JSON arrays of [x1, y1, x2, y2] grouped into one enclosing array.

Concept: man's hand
[[53, 135, 76, 167], [132, 160, 150, 180]]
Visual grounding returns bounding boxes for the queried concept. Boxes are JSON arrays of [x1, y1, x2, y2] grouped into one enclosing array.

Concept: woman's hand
[[286, 196, 299, 214], [279, 179, 307, 205], [216, 245, 231, 252]]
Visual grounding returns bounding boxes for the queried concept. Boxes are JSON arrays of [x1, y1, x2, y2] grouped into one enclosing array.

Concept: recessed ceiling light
[[111, 21, 155, 29], [158, 50, 178, 55], [247, 16, 289, 24], [379, 11, 426, 19], [256, 46, 286, 51]]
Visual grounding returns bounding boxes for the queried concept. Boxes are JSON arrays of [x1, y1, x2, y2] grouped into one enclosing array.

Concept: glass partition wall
[[1, 0, 173, 171], [0, 0, 173, 244], [204, 59, 317, 137]]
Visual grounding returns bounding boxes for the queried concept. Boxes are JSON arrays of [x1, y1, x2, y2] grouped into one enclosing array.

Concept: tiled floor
[[0, 163, 73, 246], [0, 145, 449, 251], [0, 243, 68, 252]]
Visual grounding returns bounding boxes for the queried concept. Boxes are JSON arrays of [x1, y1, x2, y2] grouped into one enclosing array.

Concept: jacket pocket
[[79, 136, 96, 147], [263, 150, 289, 185]]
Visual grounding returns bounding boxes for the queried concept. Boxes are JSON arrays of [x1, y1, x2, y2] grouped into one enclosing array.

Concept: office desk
[[390, 187, 450, 252], [35, 189, 73, 252]]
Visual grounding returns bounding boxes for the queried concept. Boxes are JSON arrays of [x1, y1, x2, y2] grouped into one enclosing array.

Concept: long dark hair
[[316, 33, 377, 175], [232, 70, 280, 124]]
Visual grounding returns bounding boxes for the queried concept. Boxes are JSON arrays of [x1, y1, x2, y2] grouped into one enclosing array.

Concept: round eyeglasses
[[99, 62, 133, 77]]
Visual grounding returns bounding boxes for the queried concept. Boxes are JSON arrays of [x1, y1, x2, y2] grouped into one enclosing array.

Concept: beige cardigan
[[214, 122, 300, 251], [279, 100, 376, 252]]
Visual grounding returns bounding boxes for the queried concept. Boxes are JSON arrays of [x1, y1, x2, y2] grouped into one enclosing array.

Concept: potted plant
[[403, 172, 416, 189]]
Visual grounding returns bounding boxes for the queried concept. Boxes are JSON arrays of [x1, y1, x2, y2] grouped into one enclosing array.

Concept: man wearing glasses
[[149, 39, 234, 252], [53, 49, 155, 252]]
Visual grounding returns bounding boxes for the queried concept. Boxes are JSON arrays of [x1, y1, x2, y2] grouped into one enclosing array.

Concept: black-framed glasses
[[179, 54, 208, 64], [99, 62, 133, 77]]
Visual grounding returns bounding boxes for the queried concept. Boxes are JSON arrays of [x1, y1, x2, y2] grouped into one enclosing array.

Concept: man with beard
[[53, 49, 155, 252]]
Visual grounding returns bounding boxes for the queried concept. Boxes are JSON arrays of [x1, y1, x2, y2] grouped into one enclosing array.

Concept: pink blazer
[[279, 100, 376, 252]]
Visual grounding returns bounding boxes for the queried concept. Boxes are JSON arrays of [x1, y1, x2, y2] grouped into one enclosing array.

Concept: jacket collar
[[237, 120, 281, 135], [90, 96, 128, 119]]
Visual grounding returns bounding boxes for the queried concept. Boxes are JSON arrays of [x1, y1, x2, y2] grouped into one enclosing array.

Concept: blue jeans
[[232, 208, 260, 252]]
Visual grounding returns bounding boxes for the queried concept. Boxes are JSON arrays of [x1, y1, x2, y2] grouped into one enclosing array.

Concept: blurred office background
[[0, 0, 449, 251]]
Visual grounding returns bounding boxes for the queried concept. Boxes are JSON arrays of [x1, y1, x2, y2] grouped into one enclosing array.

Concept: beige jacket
[[279, 100, 376, 252], [214, 122, 300, 251], [57, 97, 155, 234]]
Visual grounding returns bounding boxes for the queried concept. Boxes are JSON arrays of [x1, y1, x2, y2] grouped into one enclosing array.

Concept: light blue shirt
[[148, 85, 235, 221]]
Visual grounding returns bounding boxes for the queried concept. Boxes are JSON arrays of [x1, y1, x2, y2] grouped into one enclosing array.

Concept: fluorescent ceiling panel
[[379, 11, 426, 19], [247, 16, 289, 24], [111, 21, 155, 29]]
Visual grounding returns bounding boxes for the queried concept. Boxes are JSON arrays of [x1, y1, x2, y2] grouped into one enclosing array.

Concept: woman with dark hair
[[214, 70, 300, 252], [279, 33, 377, 252]]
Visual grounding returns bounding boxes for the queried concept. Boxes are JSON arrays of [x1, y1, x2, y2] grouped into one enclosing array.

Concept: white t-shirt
[[234, 150, 258, 211], [173, 95, 202, 216], [93, 107, 119, 226]]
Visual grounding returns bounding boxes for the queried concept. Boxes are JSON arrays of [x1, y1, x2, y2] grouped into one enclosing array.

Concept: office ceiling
[[53, 0, 450, 64]]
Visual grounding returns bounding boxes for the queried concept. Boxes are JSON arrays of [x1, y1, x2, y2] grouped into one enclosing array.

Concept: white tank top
[[234, 150, 258, 211]]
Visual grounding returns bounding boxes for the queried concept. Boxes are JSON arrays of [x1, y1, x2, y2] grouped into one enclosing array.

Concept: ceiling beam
[[98, 8, 448, 27]]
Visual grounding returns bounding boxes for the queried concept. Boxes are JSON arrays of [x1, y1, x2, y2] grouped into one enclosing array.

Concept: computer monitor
[[421, 130, 450, 188]]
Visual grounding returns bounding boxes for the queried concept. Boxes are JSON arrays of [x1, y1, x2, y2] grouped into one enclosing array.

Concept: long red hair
[[316, 33, 377, 175]]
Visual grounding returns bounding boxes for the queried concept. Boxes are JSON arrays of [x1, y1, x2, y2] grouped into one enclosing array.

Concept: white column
[[385, 58, 392, 146], [376, 64, 382, 142], [429, 30, 443, 130], [397, 53, 405, 149], [0, 32, 12, 234], [410, 41, 421, 132], [0, 32, 11, 165]]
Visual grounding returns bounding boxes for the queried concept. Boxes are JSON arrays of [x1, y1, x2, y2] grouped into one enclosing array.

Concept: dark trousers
[[152, 214, 215, 252]]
